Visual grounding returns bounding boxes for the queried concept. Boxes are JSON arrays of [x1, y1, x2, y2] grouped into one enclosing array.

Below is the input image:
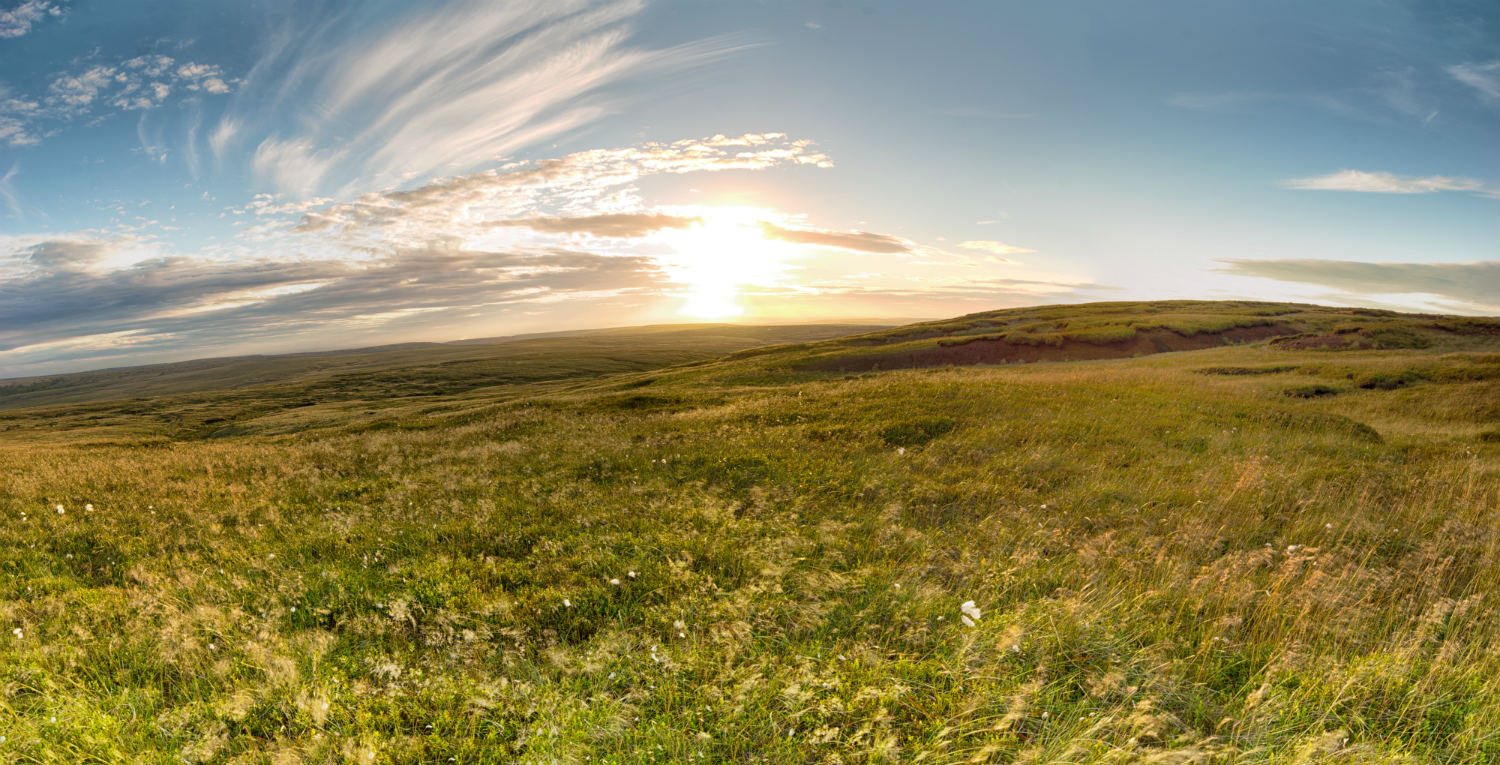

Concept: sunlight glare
[[660, 207, 793, 319]]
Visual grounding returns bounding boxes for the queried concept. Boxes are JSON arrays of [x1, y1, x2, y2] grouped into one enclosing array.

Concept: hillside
[[0, 323, 885, 412], [0, 301, 1497, 763], [734, 300, 1500, 372]]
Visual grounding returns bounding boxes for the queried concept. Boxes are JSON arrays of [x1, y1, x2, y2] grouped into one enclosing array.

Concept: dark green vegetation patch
[[878, 416, 957, 447]]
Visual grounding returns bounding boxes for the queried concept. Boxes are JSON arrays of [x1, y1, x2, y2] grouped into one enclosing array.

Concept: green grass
[[0, 301, 1497, 763]]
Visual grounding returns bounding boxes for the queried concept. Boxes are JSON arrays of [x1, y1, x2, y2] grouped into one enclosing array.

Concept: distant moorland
[[1, 301, 1497, 763]]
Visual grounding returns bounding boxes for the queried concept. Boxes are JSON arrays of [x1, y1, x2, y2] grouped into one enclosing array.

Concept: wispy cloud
[[1281, 169, 1493, 195], [1170, 66, 1452, 126], [1220, 258, 1500, 313], [0, 163, 20, 218], [493, 213, 702, 238], [0, 0, 61, 38], [759, 223, 913, 253], [1448, 61, 1500, 105], [222, 0, 752, 198], [959, 240, 1034, 257], [0, 236, 665, 372]]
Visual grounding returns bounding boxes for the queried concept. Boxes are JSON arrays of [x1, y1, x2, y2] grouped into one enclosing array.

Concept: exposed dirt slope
[[808, 325, 1294, 371], [773, 301, 1500, 374]]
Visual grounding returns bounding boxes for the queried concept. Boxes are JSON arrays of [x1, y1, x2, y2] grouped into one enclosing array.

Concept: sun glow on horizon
[[659, 206, 798, 319]]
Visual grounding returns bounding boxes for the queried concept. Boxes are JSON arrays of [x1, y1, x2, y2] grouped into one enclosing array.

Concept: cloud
[[759, 222, 913, 253], [1170, 67, 1449, 127], [1281, 169, 1492, 195], [0, 113, 38, 147], [1449, 61, 1500, 105], [208, 116, 240, 161], [1, 132, 845, 373], [251, 137, 338, 200], [0, 0, 60, 38], [1219, 258, 1500, 312], [284, 133, 830, 236], [221, 0, 752, 198], [959, 240, 1034, 257], [46, 65, 116, 110], [493, 213, 702, 237], [0, 163, 20, 218], [1, 54, 234, 145], [0, 237, 666, 370], [15, 238, 109, 270]]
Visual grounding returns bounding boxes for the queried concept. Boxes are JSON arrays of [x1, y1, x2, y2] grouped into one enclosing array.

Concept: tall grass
[[0, 317, 1496, 762]]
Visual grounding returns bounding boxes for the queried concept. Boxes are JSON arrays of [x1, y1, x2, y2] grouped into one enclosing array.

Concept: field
[[1, 301, 1498, 763]]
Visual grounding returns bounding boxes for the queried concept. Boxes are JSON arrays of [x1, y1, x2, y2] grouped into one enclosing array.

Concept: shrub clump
[[879, 416, 957, 447], [1197, 365, 1298, 376], [1357, 371, 1424, 390], [1283, 384, 1339, 398]]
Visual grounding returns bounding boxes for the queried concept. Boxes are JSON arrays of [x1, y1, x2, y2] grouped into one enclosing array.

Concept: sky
[[0, 0, 1496, 377]]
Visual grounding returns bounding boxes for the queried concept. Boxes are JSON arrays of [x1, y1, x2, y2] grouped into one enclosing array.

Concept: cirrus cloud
[[758, 222, 913, 254], [227, 0, 755, 198], [1220, 258, 1500, 313], [1281, 169, 1494, 196], [959, 240, 1034, 258], [1448, 61, 1500, 105], [492, 213, 702, 238]]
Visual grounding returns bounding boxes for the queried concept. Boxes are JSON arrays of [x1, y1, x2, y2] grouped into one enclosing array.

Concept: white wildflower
[[55, 505, 64, 514], [960, 600, 981, 623], [563, 599, 572, 607], [609, 578, 621, 586], [627, 571, 637, 579], [11, 628, 21, 639]]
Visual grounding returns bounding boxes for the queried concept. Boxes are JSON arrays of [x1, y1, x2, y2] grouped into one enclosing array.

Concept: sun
[[659, 207, 793, 319]]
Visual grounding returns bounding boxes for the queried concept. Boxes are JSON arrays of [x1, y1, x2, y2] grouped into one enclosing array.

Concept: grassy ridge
[[0, 323, 886, 412], [0, 302, 1497, 763], [771, 301, 1500, 372]]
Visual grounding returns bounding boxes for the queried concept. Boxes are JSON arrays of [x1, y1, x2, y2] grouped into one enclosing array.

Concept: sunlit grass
[[0, 303, 1496, 763]]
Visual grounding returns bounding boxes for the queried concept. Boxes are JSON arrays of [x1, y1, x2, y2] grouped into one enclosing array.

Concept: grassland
[[0, 323, 885, 412], [0, 302, 1497, 763]]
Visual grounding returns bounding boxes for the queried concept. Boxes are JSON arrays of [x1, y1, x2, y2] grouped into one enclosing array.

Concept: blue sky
[[1, 0, 1496, 376]]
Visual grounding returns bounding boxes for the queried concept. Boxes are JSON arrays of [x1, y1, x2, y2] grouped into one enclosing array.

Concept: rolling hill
[[0, 322, 886, 412], [0, 301, 1497, 763]]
